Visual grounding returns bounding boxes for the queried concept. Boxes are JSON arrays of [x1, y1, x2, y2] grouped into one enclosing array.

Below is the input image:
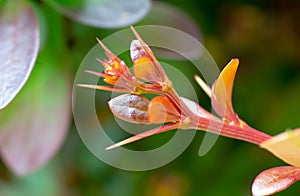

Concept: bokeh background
[[1, 0, 300, 195]]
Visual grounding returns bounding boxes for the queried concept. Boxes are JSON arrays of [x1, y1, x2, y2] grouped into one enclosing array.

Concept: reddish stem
[[190, 117, 272, 145]]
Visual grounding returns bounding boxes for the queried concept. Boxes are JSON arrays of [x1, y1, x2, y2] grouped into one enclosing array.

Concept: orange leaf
[[148, 96, 180, 124], [212, 58, 239, 121]]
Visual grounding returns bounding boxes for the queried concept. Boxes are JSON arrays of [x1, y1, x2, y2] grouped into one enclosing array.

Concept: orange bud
[[148, 96, 180, 124], [133, 57, 160, 82]]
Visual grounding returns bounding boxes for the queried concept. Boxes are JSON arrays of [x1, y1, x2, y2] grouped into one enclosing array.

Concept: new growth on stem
[[78, 26, 300, 195], [77, 26, 272, 150]]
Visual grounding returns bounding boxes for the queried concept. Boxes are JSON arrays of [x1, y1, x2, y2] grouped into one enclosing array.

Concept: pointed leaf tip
[[212, 58, 239, 120], [252, 166, 300, 196]]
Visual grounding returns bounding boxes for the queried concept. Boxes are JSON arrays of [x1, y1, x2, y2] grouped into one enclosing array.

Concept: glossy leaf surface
[[0, 0, 39, 109], [252, 166, 300, 196]]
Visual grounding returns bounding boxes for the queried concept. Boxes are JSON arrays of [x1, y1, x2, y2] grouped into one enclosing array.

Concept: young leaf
[[252, 166, 300, 196], [0, 0, 39, 109], [108, 94, 150, 124], [260, 128, 300, 167], [148, 96, 180, 124], [211, 59, 239, 121]]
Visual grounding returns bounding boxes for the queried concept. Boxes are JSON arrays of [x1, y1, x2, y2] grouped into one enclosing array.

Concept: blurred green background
[[1, 0, 300, 195]]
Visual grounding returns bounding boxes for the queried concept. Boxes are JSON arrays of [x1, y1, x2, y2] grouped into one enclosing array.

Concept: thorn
[[85, 70, 104, 77], [96, 37, 115, 59], [76, 84, 99, 89], [130, 25, 143, 43], [194, 75, 212, 98], [105, 123, 180, 150]]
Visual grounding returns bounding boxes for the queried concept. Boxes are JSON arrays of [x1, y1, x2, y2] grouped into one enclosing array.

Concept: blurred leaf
[[252, 166, 300, 196], [0, 6, 71, 175], [140, 1, 202, 60], [108, 94, 150, 124], [260, 128, 300, 167], [45, 0, 151, 28], [0, 0, 39, 109], [0, 57, 71, 175]]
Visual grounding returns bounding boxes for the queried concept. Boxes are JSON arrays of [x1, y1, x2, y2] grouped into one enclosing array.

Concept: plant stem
[[189, 117, 272, 145]]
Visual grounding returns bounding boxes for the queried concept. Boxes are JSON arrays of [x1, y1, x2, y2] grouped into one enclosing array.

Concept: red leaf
[[0, 1, 39, 109], [252, 166, 300, 196]]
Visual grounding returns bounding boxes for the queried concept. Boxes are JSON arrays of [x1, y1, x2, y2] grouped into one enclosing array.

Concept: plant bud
[[148, 96, 180, 124], [108, 94, 150, 124]]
